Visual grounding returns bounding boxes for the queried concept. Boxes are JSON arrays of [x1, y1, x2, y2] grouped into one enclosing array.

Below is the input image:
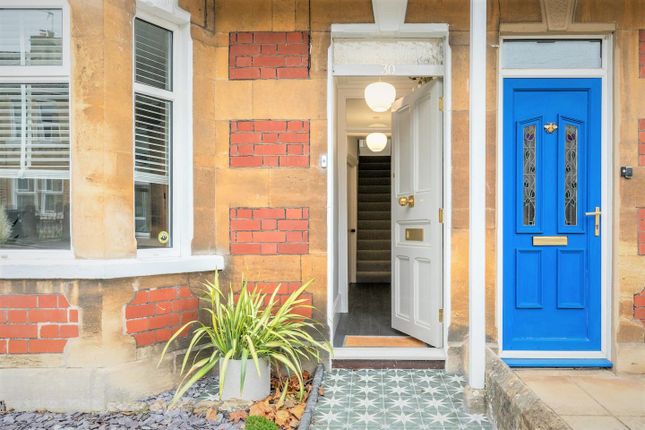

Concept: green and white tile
[[311, 369, 493, 430]]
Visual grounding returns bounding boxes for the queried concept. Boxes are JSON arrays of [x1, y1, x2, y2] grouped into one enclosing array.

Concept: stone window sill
[[0, 255, 224, 280]]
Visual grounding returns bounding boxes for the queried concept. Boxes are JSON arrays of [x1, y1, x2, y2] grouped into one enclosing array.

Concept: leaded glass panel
[[564, 125, 578, 226], [522, 125, 537, 226]]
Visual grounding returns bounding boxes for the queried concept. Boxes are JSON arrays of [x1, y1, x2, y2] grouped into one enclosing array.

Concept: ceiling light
[[366, 132, 388, 152], [364, 82, 396, 112]]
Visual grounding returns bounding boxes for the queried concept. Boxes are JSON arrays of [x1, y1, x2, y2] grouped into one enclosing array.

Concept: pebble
[[0, 376, 245, 430]]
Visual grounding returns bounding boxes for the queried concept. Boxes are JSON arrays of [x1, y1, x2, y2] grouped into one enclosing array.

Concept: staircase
[[356, 156, 391, 284]]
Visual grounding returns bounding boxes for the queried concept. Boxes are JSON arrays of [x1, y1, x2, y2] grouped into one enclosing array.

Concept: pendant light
[[364, 81, 396, 112], [366, 132, 388, 152]]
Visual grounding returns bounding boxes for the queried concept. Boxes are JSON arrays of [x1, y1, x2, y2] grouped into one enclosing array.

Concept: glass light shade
[[364, 82, 396, 112], [366, 132, 388, 152]]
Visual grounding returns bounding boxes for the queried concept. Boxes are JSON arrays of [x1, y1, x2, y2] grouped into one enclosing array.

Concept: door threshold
[[333, 359, 444, 369], [503, 358, 612, 368], [333, 347, 446, 361]]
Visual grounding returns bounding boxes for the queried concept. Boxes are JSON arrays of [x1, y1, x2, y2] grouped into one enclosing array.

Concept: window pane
[[0, 9, 63, 66], [135, 19, 172, 91], [564, 125, 578, 226], [134, 93, 171, 249], [502, 40, 602, 69], [522, 125, 536, 226], [0, 178, 70, 249]]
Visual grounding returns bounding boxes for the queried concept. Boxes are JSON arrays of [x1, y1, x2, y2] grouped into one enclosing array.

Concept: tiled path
[[516, 369, 645, 430], [311, 369, 493, 430]]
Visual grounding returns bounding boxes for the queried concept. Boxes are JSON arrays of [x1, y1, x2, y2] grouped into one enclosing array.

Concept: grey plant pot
[[219, 358, 271, 401]]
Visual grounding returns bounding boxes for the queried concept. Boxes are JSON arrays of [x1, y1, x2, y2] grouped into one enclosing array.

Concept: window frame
[[0, 0, 72, 259], [133, 6, 193, 259]]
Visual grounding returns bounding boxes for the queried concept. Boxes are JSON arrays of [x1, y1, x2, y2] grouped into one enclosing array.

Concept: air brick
[[230, 207, 309, 255]]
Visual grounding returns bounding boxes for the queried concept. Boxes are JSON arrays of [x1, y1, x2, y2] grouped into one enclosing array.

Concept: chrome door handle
[[584, 206, 601, 237]]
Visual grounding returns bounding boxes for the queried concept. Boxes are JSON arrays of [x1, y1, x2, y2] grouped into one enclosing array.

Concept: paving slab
[[562, 415, 629, 430]]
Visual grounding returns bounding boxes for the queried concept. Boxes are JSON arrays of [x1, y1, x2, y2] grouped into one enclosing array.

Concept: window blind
[[0, 83, 70, 176], [0, 9, 63, 66], [134, 19, 172, 91], [134, 93, 171, 185]]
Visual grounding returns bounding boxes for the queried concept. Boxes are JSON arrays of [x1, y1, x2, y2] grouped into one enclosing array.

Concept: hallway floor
[[516, 369, 645, 430], [333, 283, 408, 347], [311, 369, 492, 430]]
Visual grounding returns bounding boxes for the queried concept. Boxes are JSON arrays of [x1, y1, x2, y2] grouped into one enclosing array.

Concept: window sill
[[0, 254, 224, 280]]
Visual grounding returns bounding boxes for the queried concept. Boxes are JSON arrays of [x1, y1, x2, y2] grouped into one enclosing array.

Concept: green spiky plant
[[159, 272, 330, 406]]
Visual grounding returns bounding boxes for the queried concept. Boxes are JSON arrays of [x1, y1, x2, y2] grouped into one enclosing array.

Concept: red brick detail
[[635, 288, 645, 324], [638, 30, 645, 78], [230, 207, 309, 255], [0, 294, 80, 355], [229, 32, 309, 80], [124, 286, 198, 347], [230, 120, 310, 168], [244, 281, 313, 318], [639, 208, 645, 256], [639, 119, 645, 166]]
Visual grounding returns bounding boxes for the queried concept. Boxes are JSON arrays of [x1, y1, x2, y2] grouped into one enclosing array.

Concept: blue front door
[[503, 78, 602, 353]]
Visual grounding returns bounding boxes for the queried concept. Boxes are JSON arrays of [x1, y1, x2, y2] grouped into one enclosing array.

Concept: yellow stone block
[[252, 79, 327, 119], [214, 81, 253, 119]]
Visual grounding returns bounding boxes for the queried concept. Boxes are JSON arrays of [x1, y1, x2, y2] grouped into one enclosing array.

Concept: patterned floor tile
[[311, 369, 493, 430]]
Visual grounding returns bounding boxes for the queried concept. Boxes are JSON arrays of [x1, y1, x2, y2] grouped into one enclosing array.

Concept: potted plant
[[159, 273, 329, 404]]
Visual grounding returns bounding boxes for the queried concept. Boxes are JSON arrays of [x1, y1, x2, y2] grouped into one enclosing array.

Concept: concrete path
[[311, 368, 492, 430], [516, 369, 645, 430]]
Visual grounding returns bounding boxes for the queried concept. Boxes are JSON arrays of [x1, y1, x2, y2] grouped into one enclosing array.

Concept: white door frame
[[326, 23, 452, 360], [496, 34, 614, 360]]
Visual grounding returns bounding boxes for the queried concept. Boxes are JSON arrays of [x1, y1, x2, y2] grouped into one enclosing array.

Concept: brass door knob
[[398, 195, 415, 208]]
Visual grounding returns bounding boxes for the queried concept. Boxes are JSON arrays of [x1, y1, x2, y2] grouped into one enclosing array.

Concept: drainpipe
[[468, 0, 486, 390]]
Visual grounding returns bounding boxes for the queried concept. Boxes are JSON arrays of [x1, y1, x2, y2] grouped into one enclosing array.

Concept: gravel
[[0, 376, 247, 430]]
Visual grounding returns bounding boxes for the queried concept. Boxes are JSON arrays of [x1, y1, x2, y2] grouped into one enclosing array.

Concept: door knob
[[398, 195, 415, 208], [584, 206, 601, 237]]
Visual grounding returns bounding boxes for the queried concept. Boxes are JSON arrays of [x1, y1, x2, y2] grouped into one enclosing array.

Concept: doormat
[[343, 335, 427, 348]]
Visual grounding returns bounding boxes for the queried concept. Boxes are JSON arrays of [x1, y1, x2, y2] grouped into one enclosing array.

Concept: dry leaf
[[228, 409, 248, 423], [249, 400, 274, 419], [274, 409, 291, 428], [290, 403, 306, 420], [318, 387, 325, 396], [205, 407, 219, 422]]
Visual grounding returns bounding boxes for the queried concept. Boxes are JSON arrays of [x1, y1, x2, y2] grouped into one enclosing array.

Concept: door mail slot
[[532, 236, 568, 246], [405, 228, 424, 241]]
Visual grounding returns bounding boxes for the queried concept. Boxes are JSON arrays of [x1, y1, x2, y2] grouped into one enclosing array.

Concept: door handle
[[584, 206, 601, 237], [398, 195, 415, 208]]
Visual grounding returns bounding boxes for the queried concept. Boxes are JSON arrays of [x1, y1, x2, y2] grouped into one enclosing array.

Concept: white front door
[[391, 80, 444, 347]]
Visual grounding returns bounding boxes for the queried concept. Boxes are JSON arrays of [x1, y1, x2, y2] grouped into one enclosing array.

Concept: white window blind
[[134, 18, 172, 91], [0, 83, 70, 178], [134, 93, 171, 185], [0, 9, 64, 66]]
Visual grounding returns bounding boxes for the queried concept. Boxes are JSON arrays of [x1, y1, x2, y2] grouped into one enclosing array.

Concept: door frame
[[326, 24, 452, 360], [496, 34, 614, 361]]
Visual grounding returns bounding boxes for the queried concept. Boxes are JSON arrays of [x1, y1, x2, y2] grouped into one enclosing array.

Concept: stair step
[[358, 185, 390, 194], [358, 220, 390, 230], [357, 211, 390, 221], [358, 201, 390, 212], [358, 169, 391, 178], [356, 271, 391, 283], [359, 162, 391, 170], [358, 249, 391, 260], [357, 239, 390, 250], [358, 193, 390, 202], [358, 177, 391, 187], [358, 229, 390, 240], [357, 260, 391, 272]]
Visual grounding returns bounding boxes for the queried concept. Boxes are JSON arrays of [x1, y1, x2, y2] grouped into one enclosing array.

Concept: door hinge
[[439, 96, 444, 112], [438, 308, 444, 323], [438, 208, 444, 224]]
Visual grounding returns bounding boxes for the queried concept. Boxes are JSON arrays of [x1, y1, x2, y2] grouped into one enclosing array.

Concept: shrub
[[245, 415, 279, 430]]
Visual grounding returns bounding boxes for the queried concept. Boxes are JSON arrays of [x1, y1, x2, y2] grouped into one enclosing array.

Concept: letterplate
[[532, 236, 568, 246], [405, 228, 424, 241]]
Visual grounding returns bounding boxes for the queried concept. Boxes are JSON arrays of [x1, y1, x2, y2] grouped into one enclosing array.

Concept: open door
[[391, 80, 444, 347]]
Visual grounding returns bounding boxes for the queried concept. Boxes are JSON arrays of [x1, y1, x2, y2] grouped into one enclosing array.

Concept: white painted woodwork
[[372, 0, 408, 32]]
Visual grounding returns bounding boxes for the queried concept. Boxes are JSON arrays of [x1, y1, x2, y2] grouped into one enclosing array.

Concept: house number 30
[[383, 64, 396, 75]]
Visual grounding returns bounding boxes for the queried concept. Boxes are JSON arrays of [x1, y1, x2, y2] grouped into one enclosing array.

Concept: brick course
[[635, 288, 645, 325], [124, 286, 198, 347], [230, 207, 309, 255], [0, 294, 80, 354], [230, 120, 310, 168], [229, 32, 309, 80], [639, 208, 645, 256], [639, 119, 645, 166]]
